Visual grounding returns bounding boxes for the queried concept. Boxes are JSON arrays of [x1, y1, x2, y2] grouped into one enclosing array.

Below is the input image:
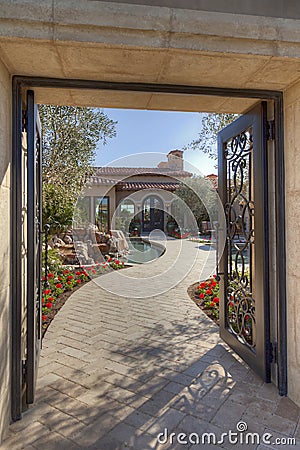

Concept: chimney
[[167, 150, 183, 170]]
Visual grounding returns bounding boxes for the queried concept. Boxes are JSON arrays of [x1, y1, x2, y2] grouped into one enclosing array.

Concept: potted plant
[[166, 217, 177, 235], [129, 217, 141, 236]]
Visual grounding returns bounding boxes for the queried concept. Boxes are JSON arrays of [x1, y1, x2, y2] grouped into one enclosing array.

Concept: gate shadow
[[20, 319, 268, 450]]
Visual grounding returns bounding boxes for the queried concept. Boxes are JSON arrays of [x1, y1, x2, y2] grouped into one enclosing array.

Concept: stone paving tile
[[33, 384, 69, 406], [32, 431, 82, 450], [58, 345, 92, 361], [1, 240, 300, 449], [256, 446, 277, 450], [163, 381, 187, 395], [275, 397, 300, 423], [7, 402, 51, 434], [51, 366, 103, 385], [159, 370, 194, 386], [175, 417, 226, 449], [102, 422, 155, 449], [219, 423, 266, 450], [211, 398, 248, 429], [45, 395, 109, 425], [44, 352, 89, 371], [115, 375, 168, 400], [71, 413, 119, 447], [233, 379, 269, 398], [269, 416, 298, 437], [260, 428, 299, 449], [143, 408, 186, 436], [75, 385, 114, 406], [106, 386, 149, 407], [91, 435, 133, 450], [37, 361, 68, 378], [138, 398, 171, 418], [49, 377, 90, 399], [0, 421, 50, 449], [295, 423, 300, 441], [123, 409, 154, 431], [170, 393, 217, 422], [37, 403, 87, 437]]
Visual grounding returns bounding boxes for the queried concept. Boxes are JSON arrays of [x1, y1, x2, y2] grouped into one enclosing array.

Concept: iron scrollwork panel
[[26, 90, 42, 405], [35, 128, 42, 342], [224, 127, 256, 351]]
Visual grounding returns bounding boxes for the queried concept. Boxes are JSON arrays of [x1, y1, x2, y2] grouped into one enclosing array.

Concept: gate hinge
[[269, 342, 278, 364], [22, 359, 27, 381], [267, 120, 275, 141], [22, 109, 27, 132]]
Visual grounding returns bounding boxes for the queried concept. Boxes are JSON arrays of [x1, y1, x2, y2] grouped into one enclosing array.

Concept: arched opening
[[142, 195, 164, 232]]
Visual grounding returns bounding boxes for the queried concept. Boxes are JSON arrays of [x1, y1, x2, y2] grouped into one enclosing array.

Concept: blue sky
[[95, 109, 217, 175]]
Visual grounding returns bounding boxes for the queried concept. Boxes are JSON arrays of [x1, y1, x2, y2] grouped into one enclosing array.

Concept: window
[[142, 195, 164, 231], [115, 199, 135, 233], [120, 199, 135, 216], [95, 196, 110, 233]]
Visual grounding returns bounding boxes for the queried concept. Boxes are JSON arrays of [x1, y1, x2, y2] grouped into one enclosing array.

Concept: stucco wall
[[284, 79, 300, 407], [0, 57, 11, 442], [104, 0, 300, 19]]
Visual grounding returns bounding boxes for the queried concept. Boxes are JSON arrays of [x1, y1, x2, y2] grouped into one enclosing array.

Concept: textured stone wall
[[0, 57, 11, 443], [284, 79, 300, 407], [103, 0, 300, 19]]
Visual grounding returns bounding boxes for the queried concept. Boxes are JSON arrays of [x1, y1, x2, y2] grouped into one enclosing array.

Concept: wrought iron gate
[[218, 103, 271, 382], [25, 90, 42, 403]]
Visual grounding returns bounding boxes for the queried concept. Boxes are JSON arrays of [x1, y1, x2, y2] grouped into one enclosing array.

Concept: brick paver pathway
[[2, 240, 300, 449]]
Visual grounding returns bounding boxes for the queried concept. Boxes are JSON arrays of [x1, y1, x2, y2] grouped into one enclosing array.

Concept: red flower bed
[[169, 230, 190, 239], [41, 259, 125, 331], [195, 275, 220, 320], [193, 273, 253, 344]]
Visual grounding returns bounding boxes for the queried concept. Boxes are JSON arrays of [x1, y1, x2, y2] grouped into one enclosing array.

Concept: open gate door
[[218, 102, 271, 382], [26, 90, 42, 404]]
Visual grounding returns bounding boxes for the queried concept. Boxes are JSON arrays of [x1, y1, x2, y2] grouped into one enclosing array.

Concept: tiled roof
[[95, 167, 192, 177], [205, 174, 218, 189], [88, 176, 117, 186], [116, 181, 180, 191]]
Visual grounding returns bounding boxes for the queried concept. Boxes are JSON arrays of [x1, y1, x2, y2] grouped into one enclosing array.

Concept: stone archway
[[9, 76, 287, 427]]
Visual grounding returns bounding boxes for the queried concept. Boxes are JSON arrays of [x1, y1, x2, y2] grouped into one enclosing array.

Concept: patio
[[2, 240, 299, 449]]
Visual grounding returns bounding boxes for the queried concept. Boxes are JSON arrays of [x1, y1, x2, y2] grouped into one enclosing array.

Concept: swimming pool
[[125, 238, 165, 264]]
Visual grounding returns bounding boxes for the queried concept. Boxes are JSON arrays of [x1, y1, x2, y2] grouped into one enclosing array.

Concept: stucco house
[[80, 150, 192, 235]]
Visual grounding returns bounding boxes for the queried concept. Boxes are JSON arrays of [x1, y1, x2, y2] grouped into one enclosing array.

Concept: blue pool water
[[125, 239, 164, 264]]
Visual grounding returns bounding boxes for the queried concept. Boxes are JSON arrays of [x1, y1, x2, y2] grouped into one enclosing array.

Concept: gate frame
[[218, 102, 270, 382], [11, 76, 287, 421]]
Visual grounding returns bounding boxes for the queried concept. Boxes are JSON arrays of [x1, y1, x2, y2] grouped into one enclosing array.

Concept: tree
[[184, 113, 238, 159], [172, 176, 219, 230], [39, 105, 116, 233], [42, 184, 75, 233]]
